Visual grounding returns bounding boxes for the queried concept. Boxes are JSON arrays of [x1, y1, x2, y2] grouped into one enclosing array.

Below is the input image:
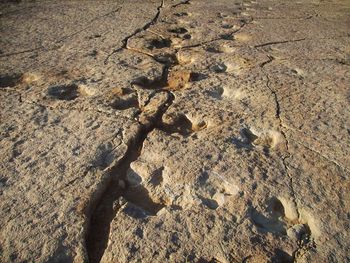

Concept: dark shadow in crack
[[111, 96, 139, 110], [132, 75, 167, 90], [272, 249, 293, 263], [124, 185, 165, 216], [161, 114, 193, 136], [148, 38, 171, 50], [86, 90, 174, 263]]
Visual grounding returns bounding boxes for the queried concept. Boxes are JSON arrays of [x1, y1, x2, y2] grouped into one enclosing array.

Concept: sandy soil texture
[[0, 0, 349, 262]]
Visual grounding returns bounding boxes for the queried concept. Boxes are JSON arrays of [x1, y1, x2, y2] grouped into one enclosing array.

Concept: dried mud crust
[[0, 0, 350, 262]]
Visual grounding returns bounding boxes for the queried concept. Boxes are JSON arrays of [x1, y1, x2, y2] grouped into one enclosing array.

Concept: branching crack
[[180, 18, 251, 50], [85, 11, 256, 261], [85, 87, 174, 263], [85, 2, 189, 262], [104, 0, 165, 64], [259, 55, 301, 222], [259, 56, 318, 261]]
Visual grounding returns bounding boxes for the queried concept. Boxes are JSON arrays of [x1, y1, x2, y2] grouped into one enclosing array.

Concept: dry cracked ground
[[0, 0, 349, 262]]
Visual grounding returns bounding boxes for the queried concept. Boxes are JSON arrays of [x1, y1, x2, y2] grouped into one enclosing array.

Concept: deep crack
[[86, 3, 179, 260], [86, 87, 174, 263], [87, 3, 258, 262], [86, 56, 175, 262]]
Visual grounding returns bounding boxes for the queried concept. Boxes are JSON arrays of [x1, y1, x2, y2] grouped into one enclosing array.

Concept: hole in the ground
[[250, 208, 287, 235], [110, 87, 133, 96], [232, 128, 257, 150], [212, 63, 228, 73], [174, 12, 189, 17], [133, 75, 167, 90], [86, 90, 174, 263], [89, 34, 101, 39], [197, 257, 221, 263], [161, 114, 193, 136], [168, 27, 188, 34], [222, 24, 234, 29], [207, 86, 224, 99], [47, 84, 79, 100], [206, 46, 222, 53], [272, 249, 293, 263], [0, 74, 22, 88], [149, 167, 164, 186], [111, 96, 139, 110], [190, 72, 208, 81], [220, 33, 234, 40], [250, 197, 287, 235], [148, 38, 171, 50], [201, 197, 219, 210], [192, 120, 207, 132], [268, 197, 285, 218], [183, 33, 192, 39], [87, 50, 98, 57], [154, 53, 179, 65]]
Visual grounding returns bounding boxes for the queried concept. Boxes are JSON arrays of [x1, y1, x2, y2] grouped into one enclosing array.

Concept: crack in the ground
[[85, 87, 174, 263], [0, 46, 46, 58], [259, 55, 301, 227], [259, 55, 281, 118], [254, 35, 349, 49], [171, 0, 191, 8], [258, 55, 316, 262], [180, 18, 251, 50], [104, 0, 165, 65], [85, 11, 258, 261], [85, 28, 192, 263], [118, 12, 252, 63], [276, 123, 349, 174], [85, 2, 194, 261], [254, 15, 314, 20], [290, 138, 350, 175], [254, 38, 306, 48]]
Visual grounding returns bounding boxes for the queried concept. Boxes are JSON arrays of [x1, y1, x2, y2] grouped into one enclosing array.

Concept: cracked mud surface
[[0, 0, 349, 262]]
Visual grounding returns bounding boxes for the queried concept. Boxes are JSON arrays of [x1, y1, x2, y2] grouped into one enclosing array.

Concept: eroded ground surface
[[0, 0, 349, 262]]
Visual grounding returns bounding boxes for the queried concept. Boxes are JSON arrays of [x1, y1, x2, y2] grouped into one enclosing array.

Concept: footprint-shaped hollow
[[47, 84, 79, 100], [111, 96, 139, 110], [0, 73, 22, 88]]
